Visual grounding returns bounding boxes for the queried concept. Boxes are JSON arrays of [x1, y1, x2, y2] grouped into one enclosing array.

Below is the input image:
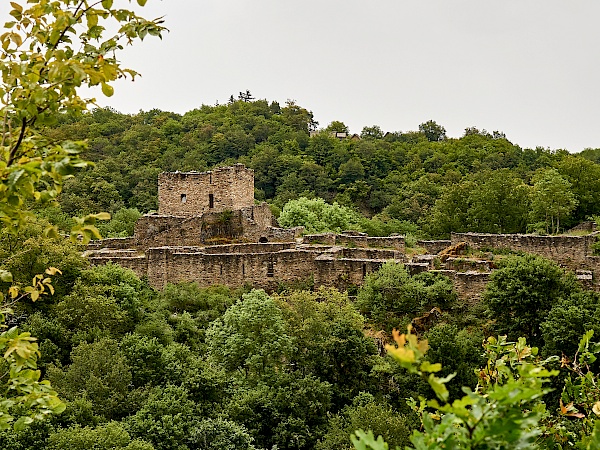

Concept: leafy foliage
[[483, 254, 578, 346], [356, 262, 456, 332]]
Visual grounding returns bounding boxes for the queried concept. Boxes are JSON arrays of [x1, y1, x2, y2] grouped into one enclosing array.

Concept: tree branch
[[7, 117, 27, 166]]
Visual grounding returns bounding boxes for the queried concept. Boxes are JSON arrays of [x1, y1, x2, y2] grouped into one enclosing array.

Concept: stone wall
[[111, 204, 287, 251], [417, 240, 451, 254], [365, 236, 405, 251], [134, 215, 185, 242], [302, 233, 405, 250], [302, 233, 337, 245], [145, 246, 320, 290], [158, 164, 254, 216], [452, 232, 596, 269], [431, 269, 490, 304], [87, 237, 135, 250], [92, 243, 403, 292]]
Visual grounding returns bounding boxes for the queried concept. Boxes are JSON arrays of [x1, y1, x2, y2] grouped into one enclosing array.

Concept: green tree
[[276, 289, 378, 407], [530, 168, 577, 234], [317, 393, 411, 450], [47, 338, 139, 421], [325, 121, 349, 134], [352, 331, 561, 450], [356, 262, 456, 332], [360, 125, 384, 140], [226, 371, 332, 450], [418, 120, 446, 142], [206, 290, 292, 376], [0, 0, 164, 429], [278, 197, 362, 233], [540, 290, 600, 357], [47, 422, 153, 450], [555, 155, 600, 222], [483, 254, 578, 346]]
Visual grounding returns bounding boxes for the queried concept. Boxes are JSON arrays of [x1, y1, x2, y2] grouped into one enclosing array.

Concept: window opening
[[362, 263, 367, 277], [267, 261, 274, 277], [209, 194, 214, 208], [181, 193, 187, 203], [242, 263, 245, 276]]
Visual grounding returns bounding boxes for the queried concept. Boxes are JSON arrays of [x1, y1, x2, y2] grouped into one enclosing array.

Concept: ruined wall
[[134, 215, 185, 242], [431, 269, 490, 304], [314, 257, 389, 291], [87, 237, 135, 250], [133, 213, 242, 249], [365, 236, 405, 251], [124, 204, 286, 251], [158, 164, 254, 216], [302, 234, 337, 245], [417, 240, 451, 254], [265, 226, 303, 242], [340, 247, 405, 261], [452, 232, 596, 269], [146, 247, 319, 290], [444, 257, 495, 272], [302, 233, 405, 250]]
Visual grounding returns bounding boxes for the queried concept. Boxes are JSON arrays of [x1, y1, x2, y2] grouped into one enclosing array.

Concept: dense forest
[[43, 98, 600, 240], [0, 96, 598, 449], [3, 219, 600, 449]]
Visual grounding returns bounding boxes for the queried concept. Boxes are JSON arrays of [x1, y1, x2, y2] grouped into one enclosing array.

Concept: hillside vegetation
[[45, 100, 600, 238]]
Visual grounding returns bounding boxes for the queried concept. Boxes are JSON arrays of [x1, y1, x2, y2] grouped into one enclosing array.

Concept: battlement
[[158, 164, 254, 216]]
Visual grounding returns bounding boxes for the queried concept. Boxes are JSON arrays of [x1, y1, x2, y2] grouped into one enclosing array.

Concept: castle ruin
[[87, 165, 600, 300]]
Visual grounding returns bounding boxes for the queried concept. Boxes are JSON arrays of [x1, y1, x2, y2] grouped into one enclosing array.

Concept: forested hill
[[48, 99, 600, 238]]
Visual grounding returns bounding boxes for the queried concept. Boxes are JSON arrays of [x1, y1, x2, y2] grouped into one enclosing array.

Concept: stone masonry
[[158, 164, 254, 216], [86, 165, 600, 302]]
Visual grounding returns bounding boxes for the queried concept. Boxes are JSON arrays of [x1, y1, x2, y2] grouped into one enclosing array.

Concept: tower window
[[209, 194, 214, 208], [267, 261, 274, 277], [181, 194, 187, 203]]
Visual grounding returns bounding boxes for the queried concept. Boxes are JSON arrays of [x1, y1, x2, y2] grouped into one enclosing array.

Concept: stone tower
[[157, 164, 254, 216]]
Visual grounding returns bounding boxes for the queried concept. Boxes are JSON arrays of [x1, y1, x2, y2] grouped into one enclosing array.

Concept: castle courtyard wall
[[452, 232, 596, 269]]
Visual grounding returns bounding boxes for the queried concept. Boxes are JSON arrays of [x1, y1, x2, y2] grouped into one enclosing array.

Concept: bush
[[356, 262, 456, 331]]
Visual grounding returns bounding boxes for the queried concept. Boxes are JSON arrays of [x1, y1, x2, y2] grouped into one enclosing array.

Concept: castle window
[[181, 193, 187, 203], [363, 263, 367, 277], [209, 194, 214, 209], [267, 261, 274, 277]]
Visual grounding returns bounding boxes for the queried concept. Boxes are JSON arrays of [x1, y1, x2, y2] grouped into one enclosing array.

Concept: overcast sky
[[95, 1, 600, 152]]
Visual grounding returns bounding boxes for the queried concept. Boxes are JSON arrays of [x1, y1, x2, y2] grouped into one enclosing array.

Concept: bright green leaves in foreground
[[0, 0, 165, 431], [353, 328, 600, 450], [0, 326, 65, 430]]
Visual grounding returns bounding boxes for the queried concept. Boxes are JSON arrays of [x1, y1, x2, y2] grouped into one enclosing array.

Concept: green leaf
[[101, 82, 114, 97], [13, 416, 33, 431], [0, 270, 13, 283], [91, 212, 111, 221], [137, 0, 148, 5], [420, 361, 442, 373], [101, 0, 113, 8], [9, 2, 22, 13]]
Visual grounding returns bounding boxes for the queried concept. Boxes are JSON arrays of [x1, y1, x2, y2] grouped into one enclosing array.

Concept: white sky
[[92, 0, 600, 152]]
